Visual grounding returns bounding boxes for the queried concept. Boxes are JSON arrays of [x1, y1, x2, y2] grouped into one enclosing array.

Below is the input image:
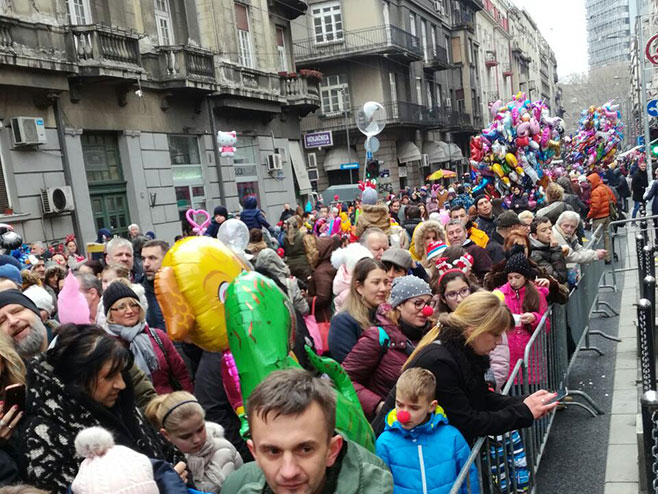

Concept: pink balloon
[[57, 271, 90, 325]]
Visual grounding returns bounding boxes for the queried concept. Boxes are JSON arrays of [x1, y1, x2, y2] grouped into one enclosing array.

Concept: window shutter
[[235, 3, 249, 31], [0, 163, 10, 211], [276, 27, 284, 47]]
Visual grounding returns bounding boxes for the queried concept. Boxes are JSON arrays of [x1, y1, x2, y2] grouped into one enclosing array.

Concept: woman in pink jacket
[[497, 253, 548, 385]]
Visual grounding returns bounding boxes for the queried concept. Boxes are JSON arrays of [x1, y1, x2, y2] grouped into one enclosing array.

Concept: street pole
[[342, 90, 353, 184], [636, 8, 653, 179]]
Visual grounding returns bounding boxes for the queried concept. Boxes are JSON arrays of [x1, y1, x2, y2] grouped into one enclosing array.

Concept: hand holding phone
[[547, 388, 569, 405], [2, 384, 25, 415]]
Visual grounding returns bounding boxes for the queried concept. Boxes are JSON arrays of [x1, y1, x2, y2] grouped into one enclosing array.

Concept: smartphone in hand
[[547, 387, 569, 405], [2, 384, 25, 415]]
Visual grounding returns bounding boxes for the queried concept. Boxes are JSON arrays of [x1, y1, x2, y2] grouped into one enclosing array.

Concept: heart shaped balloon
[[185, 208, 211, 236]]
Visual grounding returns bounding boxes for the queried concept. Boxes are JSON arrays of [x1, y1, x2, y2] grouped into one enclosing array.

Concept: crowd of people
[[0, 157, 650, 494]]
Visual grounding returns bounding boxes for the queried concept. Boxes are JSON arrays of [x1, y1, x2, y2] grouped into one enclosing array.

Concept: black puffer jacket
[[373, 326, 533, 444], [633, 169, 649, 202], [18, 355, 176, 493], [529, 236, 568, 283]]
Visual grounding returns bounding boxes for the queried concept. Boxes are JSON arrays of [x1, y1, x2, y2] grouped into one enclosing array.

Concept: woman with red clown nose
[[343, 276, 434, 420]]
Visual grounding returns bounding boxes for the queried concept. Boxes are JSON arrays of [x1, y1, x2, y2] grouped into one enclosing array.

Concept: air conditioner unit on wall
[[41, 186, 75, 214], [10, 117, 47, 147], [307, 152, 318, 169], [267, 153, 283, 171]]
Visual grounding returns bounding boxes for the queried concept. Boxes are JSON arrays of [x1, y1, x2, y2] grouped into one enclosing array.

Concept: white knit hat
[[23, 285, 54, 316], [71, 427, 158, 494]]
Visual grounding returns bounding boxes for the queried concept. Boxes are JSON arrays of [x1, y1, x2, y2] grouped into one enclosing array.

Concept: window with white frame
[[276, 27, 288, 72], [235, 3, 254, 68], [415, 77, 422, 104], [431, 25, 438, 57], [320, 74, 349, 115], [154, 0, 175, 45], [409, 12, 417, 36], [426, 81, 433, 107], [421, 21, 428, 61], [435, 83, 443, 106], [66, 0, 92, 24], [168, 135, 206, 215], [312, 1, 343, 44]]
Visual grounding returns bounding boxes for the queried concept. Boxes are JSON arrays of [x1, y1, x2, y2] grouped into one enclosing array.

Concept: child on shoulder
[[376, 368, 479, 494]]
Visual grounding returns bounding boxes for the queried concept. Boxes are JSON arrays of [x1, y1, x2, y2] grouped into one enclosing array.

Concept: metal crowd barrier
[[450, 228, 614, 494]]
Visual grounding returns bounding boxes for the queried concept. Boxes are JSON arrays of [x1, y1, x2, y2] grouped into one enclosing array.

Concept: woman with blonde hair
[[146, 391, 242, 492], [373, 291, 557, 443]]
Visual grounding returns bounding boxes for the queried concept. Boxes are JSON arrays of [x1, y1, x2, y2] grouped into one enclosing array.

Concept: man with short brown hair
[[222, 369, 393, 494]]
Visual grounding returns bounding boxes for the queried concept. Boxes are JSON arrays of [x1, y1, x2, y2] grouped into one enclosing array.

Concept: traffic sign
[[648, 100, 658, 117], [340, 162, 359, 170], [646, 34, 658, 65]]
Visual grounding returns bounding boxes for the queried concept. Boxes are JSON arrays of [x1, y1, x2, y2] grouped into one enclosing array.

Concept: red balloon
[[334, 194, 339, 201], [397, 410, 411, 424], [422, 306, 435, 317], [276, 248, 285, 258]]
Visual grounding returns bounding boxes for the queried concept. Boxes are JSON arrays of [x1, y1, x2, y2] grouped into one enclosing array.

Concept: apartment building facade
[[291, 0, 483, 193], [0, 0, 318, 246]]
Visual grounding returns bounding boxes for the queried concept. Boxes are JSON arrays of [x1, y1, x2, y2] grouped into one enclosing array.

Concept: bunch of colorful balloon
[[563, 101, 624, 169], [469, 92, 565, 196]]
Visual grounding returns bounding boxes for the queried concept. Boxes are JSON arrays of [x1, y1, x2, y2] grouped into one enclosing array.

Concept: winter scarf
[[106, 320, 159, 378]]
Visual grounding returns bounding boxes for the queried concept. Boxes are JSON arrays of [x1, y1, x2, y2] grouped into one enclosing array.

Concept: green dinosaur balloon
[[225, 270, 375, 452]]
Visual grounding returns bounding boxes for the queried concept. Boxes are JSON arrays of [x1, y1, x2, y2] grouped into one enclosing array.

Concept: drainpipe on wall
[[52, 96, 84, 254], [207, 97, 225, 204]]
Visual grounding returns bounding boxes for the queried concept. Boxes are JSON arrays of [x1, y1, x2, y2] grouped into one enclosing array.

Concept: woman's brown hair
[[344, 257, 387, 331]]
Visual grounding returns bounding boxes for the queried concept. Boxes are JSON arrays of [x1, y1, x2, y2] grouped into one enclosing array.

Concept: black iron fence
[[293, 25, 422, 62]]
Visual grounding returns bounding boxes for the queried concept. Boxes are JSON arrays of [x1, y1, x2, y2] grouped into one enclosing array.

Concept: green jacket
[[221, 439, 393, 494]]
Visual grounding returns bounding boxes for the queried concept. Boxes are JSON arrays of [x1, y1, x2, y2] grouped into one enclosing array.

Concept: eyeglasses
[[444, 287, 471, 301], [110, 301, 140, 313], [409, 298, 432, 310]]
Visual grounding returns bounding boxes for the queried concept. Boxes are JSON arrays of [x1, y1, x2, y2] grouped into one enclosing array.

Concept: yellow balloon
[[492, 163, 504, 178], [505, 153, 518, 167], [502, 176, 511, 186], [155, 236, 250, 352], [516, 166, 525, 176]]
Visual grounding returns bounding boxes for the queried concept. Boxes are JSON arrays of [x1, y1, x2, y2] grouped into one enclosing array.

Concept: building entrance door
[[81, 132, 130, 237]]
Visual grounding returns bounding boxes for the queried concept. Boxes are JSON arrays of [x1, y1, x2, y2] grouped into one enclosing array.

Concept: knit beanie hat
[[390, 275, 432, 308], [23, 285, 54, 316], [361, 187, 378, 205], [102, 282, 139, 316], [0, 264, 21, 287], [0, 289, 39, 317], [504, 253, 536, 280], [426, 241, 447, 262], [71, 427, 158, 494]]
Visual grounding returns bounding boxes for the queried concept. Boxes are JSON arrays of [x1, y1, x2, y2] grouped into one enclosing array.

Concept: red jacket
[[145, 326, 194, 394], [587, 173, 616, 219], [342, 306, 421, 419]]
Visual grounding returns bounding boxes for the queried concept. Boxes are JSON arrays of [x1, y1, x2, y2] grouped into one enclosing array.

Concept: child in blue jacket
[[376, 368, 479, 494]]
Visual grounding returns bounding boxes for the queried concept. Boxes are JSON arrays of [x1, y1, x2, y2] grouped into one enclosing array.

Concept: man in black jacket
[[141, 240, 169, 330], [486, 211, 521, 264], [402, 205, 422, 243], [474, 195, 496, 238], [632, 161, 648, 219]]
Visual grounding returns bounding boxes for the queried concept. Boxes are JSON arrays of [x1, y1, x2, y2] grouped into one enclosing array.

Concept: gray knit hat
[[390, 275, 432, 308], [361, 187, 378, 205]]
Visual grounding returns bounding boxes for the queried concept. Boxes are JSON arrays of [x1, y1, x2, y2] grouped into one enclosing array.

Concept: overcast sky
[[520, 0, 589, 80]]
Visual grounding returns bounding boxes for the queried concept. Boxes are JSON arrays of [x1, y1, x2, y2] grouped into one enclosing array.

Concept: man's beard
[[15, 317, 46, 359]]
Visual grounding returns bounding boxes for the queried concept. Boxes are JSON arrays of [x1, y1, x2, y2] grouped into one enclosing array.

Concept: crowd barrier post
[[645, 244, 656, 280], [641, 390, 658, 494], [638, 234, 648, 296], [638, 298, 657, 393]]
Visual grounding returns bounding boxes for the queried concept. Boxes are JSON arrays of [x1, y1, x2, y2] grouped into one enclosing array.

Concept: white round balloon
[[356, 101, 387, 137], [217, 218, 250, 252]]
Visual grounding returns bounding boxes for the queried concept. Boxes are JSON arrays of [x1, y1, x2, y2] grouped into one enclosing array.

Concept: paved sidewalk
[[604, 268, 639, 494]]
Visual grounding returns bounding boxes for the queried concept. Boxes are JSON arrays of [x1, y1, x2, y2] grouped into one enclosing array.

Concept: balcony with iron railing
[[293, 25, 423, 66], [452, 10, 476, 33], [267, 0, 308, 19], [425, 44, 450, 70], [280, 70, 321, 114], [143, 45, 216, 90], [300, 100, 473, 133], [67, 24, 143, 78]]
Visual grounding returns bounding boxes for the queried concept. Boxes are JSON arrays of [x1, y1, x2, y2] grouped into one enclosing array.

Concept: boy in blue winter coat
[[376, 368, 479, 494]]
